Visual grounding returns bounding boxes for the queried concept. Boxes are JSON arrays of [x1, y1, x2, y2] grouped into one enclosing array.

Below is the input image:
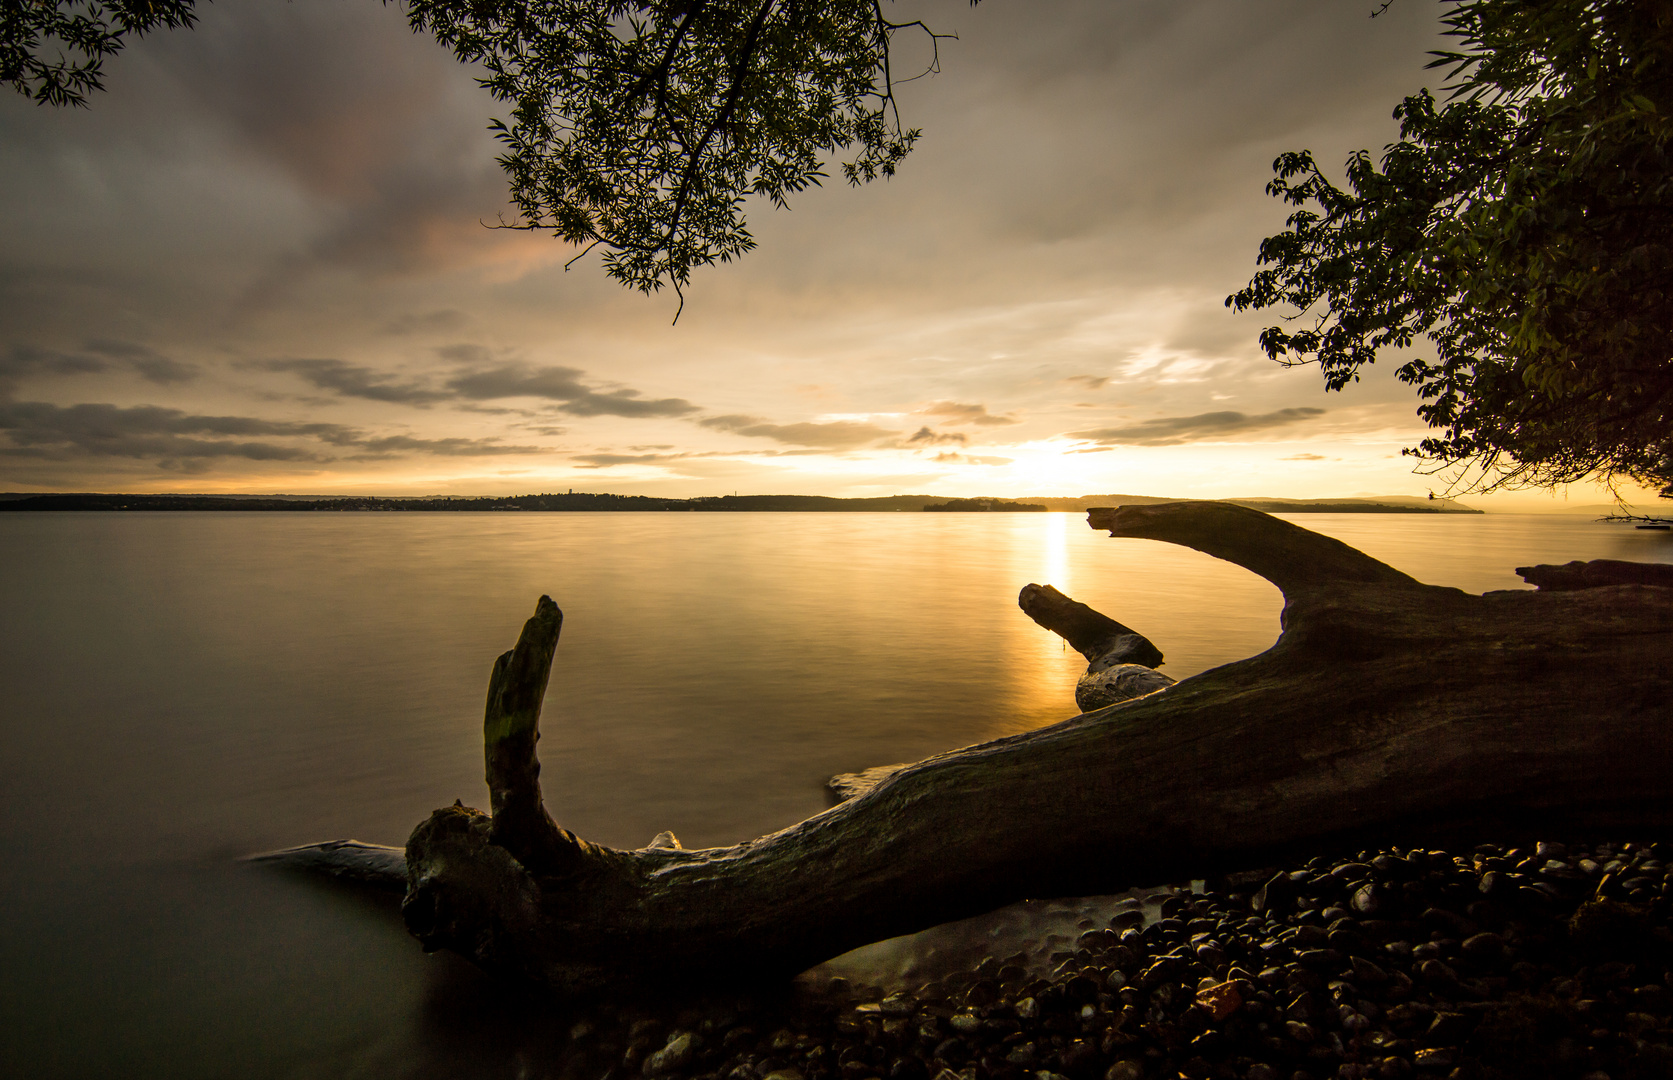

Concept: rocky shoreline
[[549, 838, 1673, 1080]]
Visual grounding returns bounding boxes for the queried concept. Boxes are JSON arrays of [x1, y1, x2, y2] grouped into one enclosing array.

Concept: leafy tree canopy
[[1228, 0, 1673, 495], [2, 0, 198, 107], [5, 0, 969, 309]]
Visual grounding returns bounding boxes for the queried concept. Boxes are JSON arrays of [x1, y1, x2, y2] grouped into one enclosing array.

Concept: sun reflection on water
[[1041, 511, 1070, 596]]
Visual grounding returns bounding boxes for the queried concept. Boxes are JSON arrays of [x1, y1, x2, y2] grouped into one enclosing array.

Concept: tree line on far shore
[[0, 492, 1483, 513]]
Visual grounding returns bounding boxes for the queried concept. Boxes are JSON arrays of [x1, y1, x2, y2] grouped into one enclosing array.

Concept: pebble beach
[[551, 838, 1673, 1080]]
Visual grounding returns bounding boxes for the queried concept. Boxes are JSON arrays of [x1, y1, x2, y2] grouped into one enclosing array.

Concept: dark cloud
[[341, 435, 544, 458], [0, 401, 339, 463], [0, 400, 549, 472], [572, 452, 685, 468], [1, 342, 197, 394], [905, 426, 968, 446], [917, 401, 1019, 426], [253, 358, 450, 405], [1065, 375, 1109, 390], [381, 309, 469, 335], [1068, 407, 1326, 446], [444, 365, 588, 400], [84, 340, 199, 384], [0, 345, 107, 394], [249, 355, 698, 419], [445, 364, 700, 417], [699, 414, 897, 449], [148, 0, 513, 279], [435, 343, 495, 365]]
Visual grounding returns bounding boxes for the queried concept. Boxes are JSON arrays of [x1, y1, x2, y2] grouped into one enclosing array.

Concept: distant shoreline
[[0, 492, 1484, 514]]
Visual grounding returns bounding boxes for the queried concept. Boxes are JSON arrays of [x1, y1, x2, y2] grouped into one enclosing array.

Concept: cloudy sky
[[0, 0, 1656, 506]]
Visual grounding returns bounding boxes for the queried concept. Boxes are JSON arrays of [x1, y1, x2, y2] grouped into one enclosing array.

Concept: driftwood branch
[[266, 501, 1673, 995], [1016, 582, 1164, 669], [1084, 500, 1417, 596], [1017, 582, 1174, 711], [247, 838, 406, 891]]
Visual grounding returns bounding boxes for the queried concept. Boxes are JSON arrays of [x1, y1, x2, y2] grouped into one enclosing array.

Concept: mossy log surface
[[277, 502, 1673, 995]]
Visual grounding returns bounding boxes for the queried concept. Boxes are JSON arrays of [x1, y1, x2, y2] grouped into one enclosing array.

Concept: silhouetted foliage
[[3, 1, 968, 310], [1, 0, 197, 106], [1229, 0, 1673, 495], [408, 0, 971, 308]]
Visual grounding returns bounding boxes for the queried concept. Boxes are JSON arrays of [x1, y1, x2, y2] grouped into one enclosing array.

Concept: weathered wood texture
[[1517, 558, 1673, 591], [390, 501, 1672, 994], [1017, 582, 1165, 669], [1017, 582, 1175, 711]]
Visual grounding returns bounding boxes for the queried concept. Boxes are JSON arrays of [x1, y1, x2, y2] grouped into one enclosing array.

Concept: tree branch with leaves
[[2, 0, 198, 107], [5, 0, 971, 316], [1228, 0, 1673, 496], [405, 0, 968, 314]]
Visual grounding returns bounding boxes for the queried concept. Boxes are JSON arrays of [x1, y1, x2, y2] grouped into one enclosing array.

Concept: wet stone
[[1297, 949, 1346, 971], [644, 1032, 699, 1076], [879, 994, 917, 1018], [1411, 1048, 1453, 1070], [1459, 932, 1505, 957], [593, 839, 1673, 1080]]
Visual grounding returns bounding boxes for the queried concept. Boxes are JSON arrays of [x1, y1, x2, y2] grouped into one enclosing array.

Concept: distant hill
[[0, 492, 944, 512], [1228, 495, 1481, 515], [923, 498, 1047, 512], [0, 491, 1480, 513]]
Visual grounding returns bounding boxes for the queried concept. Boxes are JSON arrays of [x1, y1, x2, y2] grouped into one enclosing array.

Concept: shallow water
[[0, 510, 1665, 1078]]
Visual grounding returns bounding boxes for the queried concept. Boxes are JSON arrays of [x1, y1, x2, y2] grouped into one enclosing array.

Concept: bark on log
[[1016, 582, 1165, 669], [382, 502, 1669, 994], [1517, 558, 1673, 591]]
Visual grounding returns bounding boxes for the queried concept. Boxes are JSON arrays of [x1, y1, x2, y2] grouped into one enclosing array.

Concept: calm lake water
[[1, 510, 1667, 1079]]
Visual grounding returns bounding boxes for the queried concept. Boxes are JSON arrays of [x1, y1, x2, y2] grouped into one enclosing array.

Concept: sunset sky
[[2, 0, 1664, 510]]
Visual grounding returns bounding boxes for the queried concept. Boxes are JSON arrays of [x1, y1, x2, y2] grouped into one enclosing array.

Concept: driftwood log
[[260, 501, 1673, 995], [1016, 582, 1175, 711]]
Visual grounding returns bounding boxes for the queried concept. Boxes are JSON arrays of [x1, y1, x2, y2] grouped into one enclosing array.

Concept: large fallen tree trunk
[[290, 502, 1673, 994]]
